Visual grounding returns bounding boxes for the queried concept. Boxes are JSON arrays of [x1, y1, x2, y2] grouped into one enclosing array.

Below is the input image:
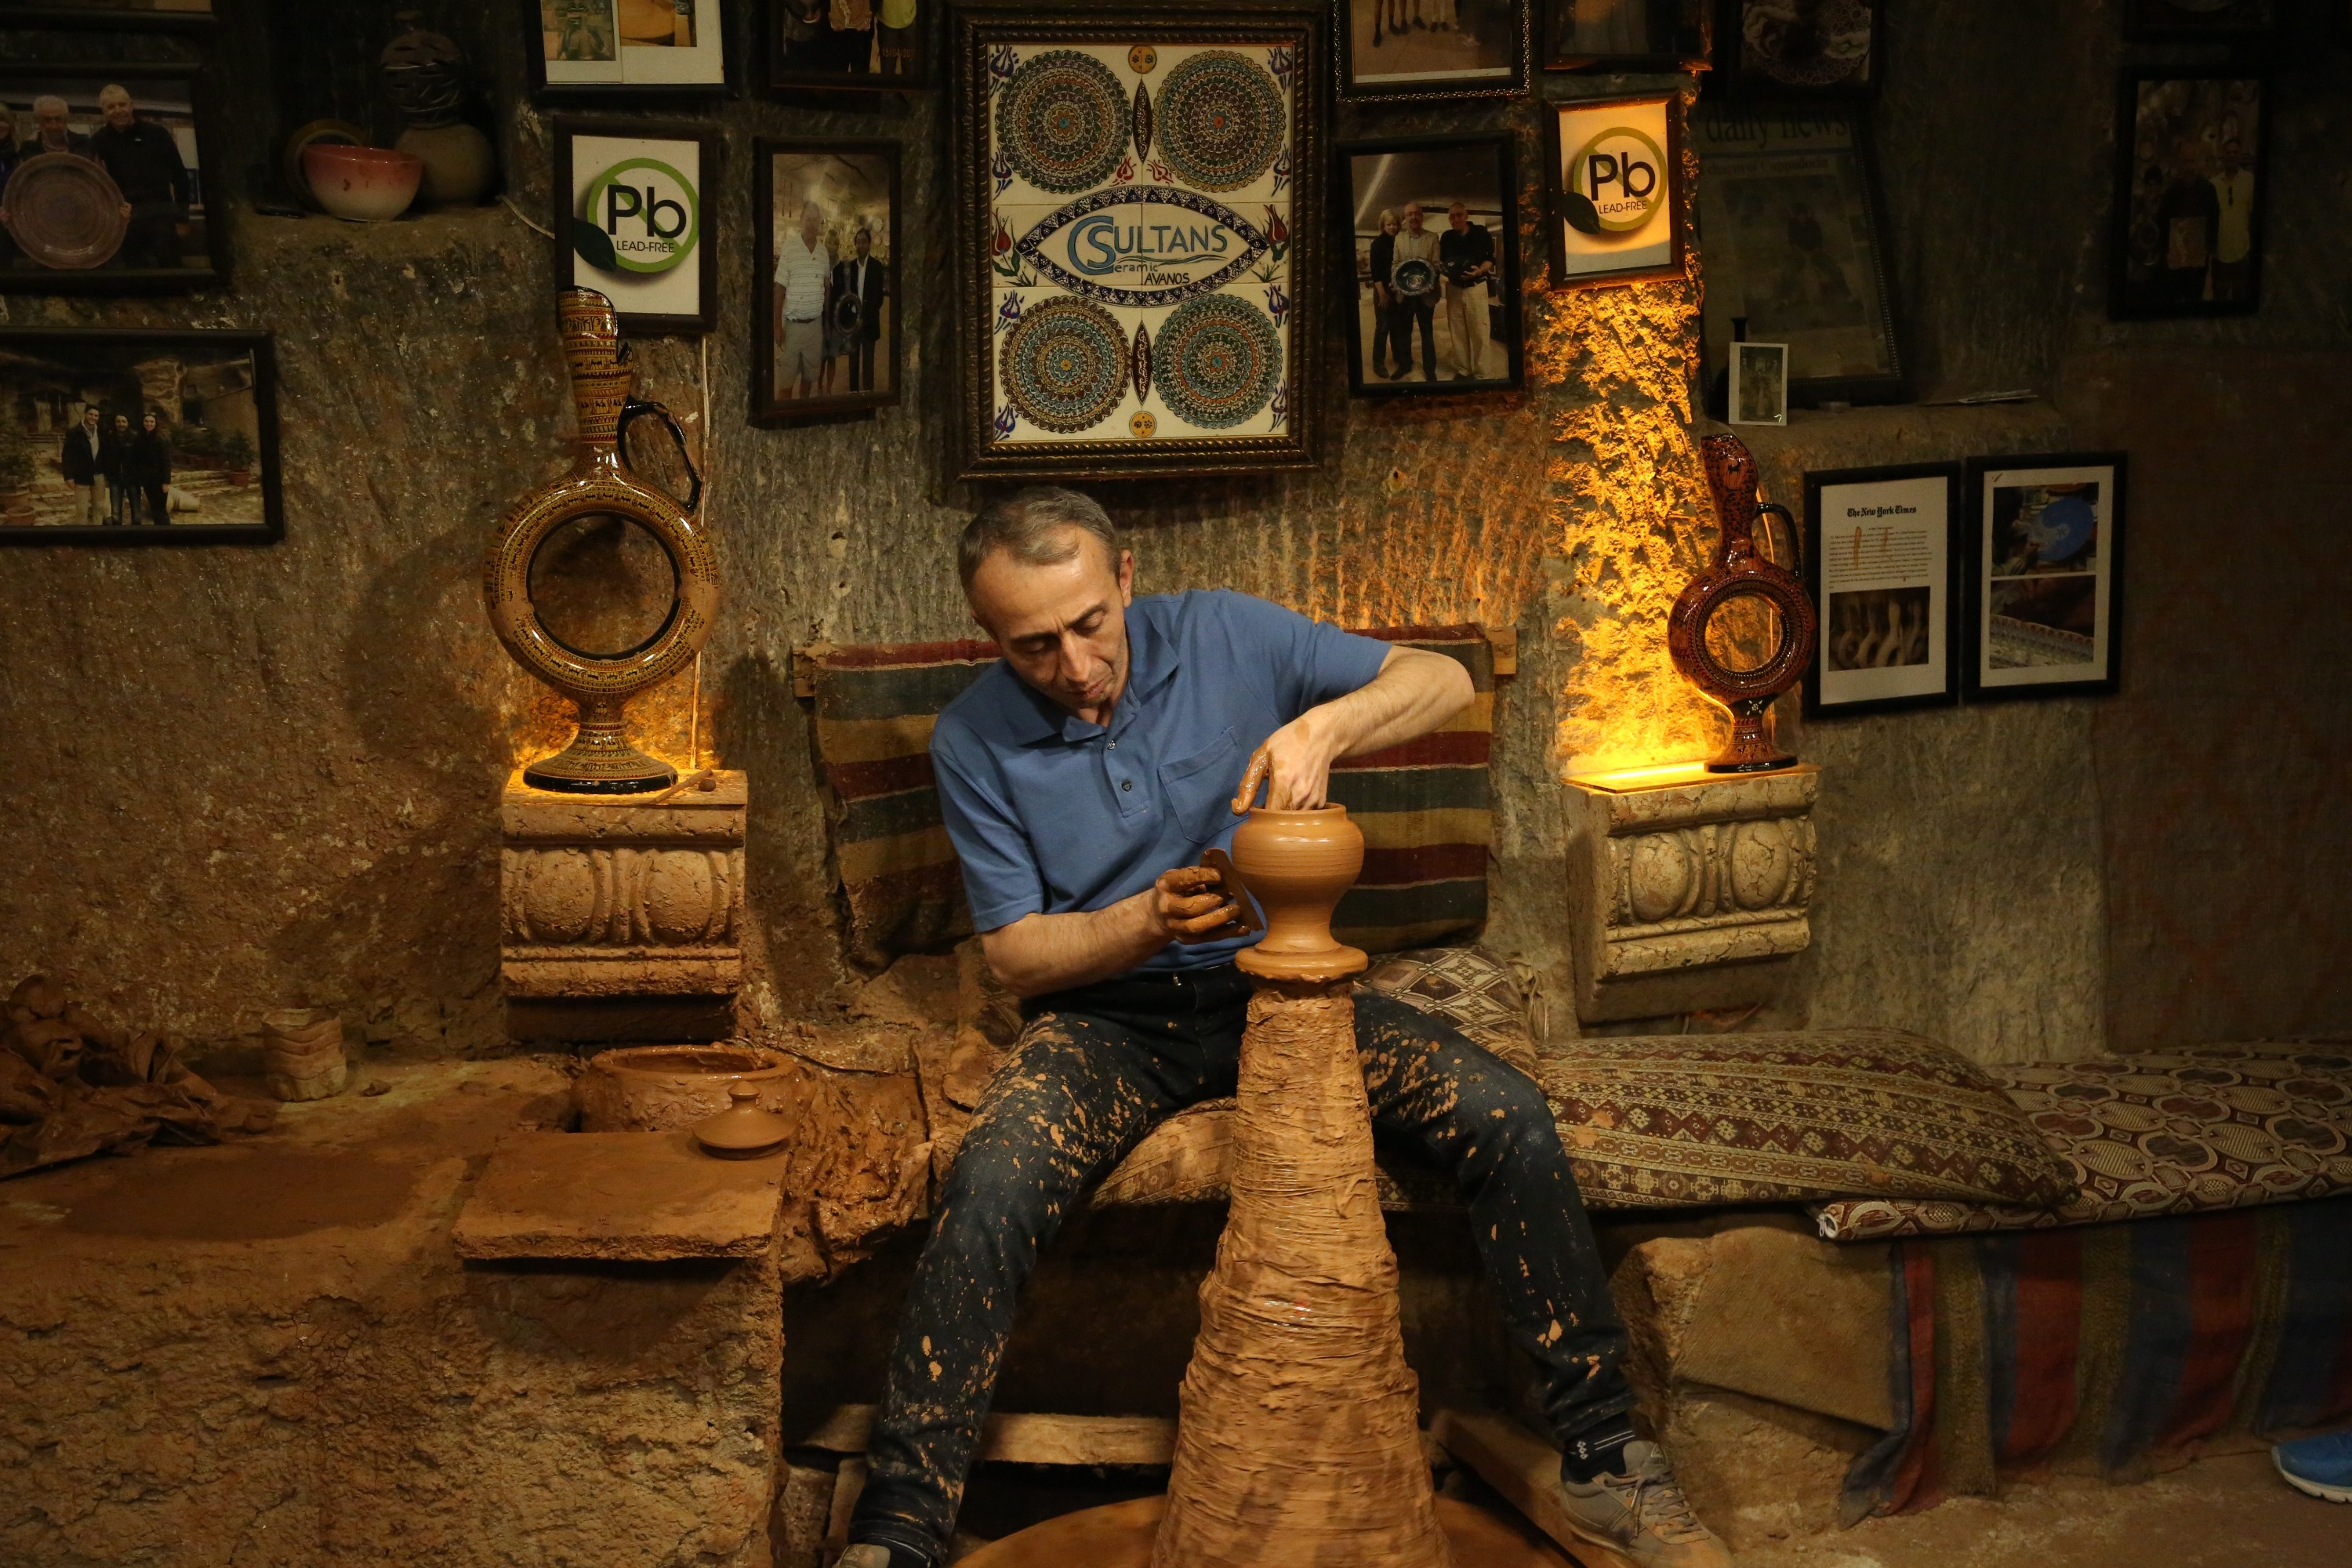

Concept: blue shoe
[[2274, 1428, 2352, 1502]]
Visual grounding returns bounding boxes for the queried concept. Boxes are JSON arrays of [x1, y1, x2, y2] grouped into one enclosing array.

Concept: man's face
[[967, 529, 1136, 717], [855, 229, 871, 257], [38, 104, 70, 142], [82, 409, 97, 429], [1447, 203, 1467, 232], [114, 416, 129, 434], [801, 207, 822, 245], [2222, 140, 2243, 174], [99, 89, 133, 130], [1404, 203, 1424, 233]]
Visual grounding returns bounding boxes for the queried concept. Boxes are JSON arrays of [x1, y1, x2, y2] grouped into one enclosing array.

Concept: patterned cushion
[[802, 626, 1496, 966], [1812, 1046, 2352, 1241], [1534, 1028, 2081, 1210], [1360, 946, 1539, 1079]]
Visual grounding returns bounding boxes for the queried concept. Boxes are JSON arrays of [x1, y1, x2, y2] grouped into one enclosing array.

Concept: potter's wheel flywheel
[[954, 1494, 1576, 1568]]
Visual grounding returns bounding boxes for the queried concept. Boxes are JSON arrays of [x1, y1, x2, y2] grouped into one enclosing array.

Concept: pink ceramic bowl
[[302, 143, 423, 222]]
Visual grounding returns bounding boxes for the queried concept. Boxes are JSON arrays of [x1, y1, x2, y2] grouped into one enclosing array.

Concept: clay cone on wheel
[[1150, 977, 1454, 1568]]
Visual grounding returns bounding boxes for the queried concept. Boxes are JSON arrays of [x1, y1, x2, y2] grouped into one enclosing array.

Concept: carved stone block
[[499, 770, 746, 1003], [1563, 764, 1820, 1023]]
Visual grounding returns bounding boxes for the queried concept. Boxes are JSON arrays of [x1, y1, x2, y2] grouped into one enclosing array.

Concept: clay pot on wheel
[[1229, 806, 1366, 983]]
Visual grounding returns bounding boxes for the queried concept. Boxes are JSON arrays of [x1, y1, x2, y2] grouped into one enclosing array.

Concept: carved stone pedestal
[[499, 769, 746, 1043], [1563, 764, 1819, 1023]]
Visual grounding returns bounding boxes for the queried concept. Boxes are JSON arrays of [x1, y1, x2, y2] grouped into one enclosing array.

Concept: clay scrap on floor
[[1, 974, 276, 1179]]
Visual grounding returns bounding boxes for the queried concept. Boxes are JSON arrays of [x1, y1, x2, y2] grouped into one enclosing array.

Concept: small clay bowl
[[302, 143, 422, 223]]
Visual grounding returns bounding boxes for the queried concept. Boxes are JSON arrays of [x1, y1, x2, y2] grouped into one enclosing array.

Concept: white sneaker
[[834, 1548, 895, 1568], [1548, 1440, 1733, 1568]]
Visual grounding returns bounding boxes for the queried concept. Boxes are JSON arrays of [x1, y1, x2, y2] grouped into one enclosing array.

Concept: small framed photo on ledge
[[1727, 340, 1786, 424], [530, 0, 734, 99], [551, 118, 719, 335], [753, 139, 902, 425], [1544, 93, 1686, 290], [1802, 461, 1959, 717], [2110, 71, 2267, 320], [1339, 133, 1522, 396], [1545, 0, 1708, 71], [1341, 0, 1529, 101], [1964, 453, 2128, 702]]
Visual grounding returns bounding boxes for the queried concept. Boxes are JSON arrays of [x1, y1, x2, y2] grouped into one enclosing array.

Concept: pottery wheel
[[955, 1495, 1573, 1568], [2, 153, 127, 270]]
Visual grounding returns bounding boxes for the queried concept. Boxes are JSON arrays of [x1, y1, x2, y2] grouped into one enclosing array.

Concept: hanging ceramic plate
[[2, 154, 129, 270]]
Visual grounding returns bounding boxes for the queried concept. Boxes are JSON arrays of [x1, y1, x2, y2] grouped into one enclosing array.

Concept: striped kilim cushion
[[803, 626, 1494, 967]]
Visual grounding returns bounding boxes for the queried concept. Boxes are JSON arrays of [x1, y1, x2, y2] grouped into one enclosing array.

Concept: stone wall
[[0, 0, 2346, 1075]]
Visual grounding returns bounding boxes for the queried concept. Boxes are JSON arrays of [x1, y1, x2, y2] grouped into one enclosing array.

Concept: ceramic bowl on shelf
[[301, 143, 423, 223]]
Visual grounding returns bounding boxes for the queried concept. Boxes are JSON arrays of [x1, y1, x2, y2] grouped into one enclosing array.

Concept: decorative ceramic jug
[[485, 289, 717, 793], [1229, 806, 1367, 982], [1668, 433, 1817, 773]]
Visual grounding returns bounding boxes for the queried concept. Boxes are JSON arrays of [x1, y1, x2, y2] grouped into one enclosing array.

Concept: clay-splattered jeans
[[850, 964, 1633, 1562]]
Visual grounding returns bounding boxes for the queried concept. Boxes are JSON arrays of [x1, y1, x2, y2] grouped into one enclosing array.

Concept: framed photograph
[[1545, 0, 1708, 70], [754, 140, 902, 424], [2111, 71, 2266, 321], [1341, 134, 1521, 396], [1727, 339, 1786, 423], [1691, 103, 1902, 405], [770, 0, 929, 92], [1715, 0, 1878, 97], [530, 0, 733, 98], [0, 329, 280, 546], [0, 1, 215, 31], [1802, 462, 1959, 717], [2124, 0, 2273, 39], [1341, 0, 1529, 102], [550, 118, 717, 335], [1544, 93, 1685, 290], [953, 5, 1326, 479], [0, 64, 225, 294], [1963, 453, 2126, 702]]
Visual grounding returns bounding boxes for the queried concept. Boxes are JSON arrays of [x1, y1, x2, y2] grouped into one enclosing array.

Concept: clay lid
[[694, 1082, 789, 1159]]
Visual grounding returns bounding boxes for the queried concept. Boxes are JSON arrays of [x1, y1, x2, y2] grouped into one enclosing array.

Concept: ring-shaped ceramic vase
[[485, 289, 718, 793]]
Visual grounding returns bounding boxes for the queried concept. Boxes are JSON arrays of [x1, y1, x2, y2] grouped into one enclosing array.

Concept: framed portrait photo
[[1544, 93, 1685, 291], [1727, 339, 1786, 423], [2111, 71, 2267, 321], [1341, 0, 1529, 102], [1341, 134, 1521, 397], [954, 5, 1326, 479], [1964, 453, 2127, 702], [0, 328, 280, 546], [1802, 462, 1959, 717], [755, 140, 902, 425], [770, 0, 929, 93], [1691, 103, 1902, 405], [1715, 0, 1878, 97], [0, 64, 226, 294], [551, 118, 718, 335], [530, 0, 733, 99], [2124, 0, 2273, 39], [1545, 0, 1708, 70]]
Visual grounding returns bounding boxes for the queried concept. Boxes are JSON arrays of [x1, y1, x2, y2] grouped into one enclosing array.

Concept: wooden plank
[[797, 1403, 1178, 1467], [1431, 1410, 1625, 1568]]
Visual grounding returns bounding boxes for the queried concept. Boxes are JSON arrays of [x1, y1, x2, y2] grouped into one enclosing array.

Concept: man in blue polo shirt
[[844, 488, 1730, 1568]]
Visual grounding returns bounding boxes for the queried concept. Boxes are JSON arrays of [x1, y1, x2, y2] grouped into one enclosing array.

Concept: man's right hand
[[1151, 865, 1240, 943]]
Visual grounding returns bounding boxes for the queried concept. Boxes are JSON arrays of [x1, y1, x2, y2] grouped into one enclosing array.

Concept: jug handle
[[619, 396, 703, 514], [1755, 500, 1800, 575]]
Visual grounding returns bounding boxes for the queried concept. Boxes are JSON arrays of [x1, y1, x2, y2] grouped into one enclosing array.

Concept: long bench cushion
[[803, 626, 1495, 967], [1537, 1028, 2081, 1211], [1812, 1045, 2352, 1241]]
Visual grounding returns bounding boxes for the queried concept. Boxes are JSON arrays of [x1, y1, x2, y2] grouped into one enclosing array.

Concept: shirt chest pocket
[[1158, 727, 1242, 845]]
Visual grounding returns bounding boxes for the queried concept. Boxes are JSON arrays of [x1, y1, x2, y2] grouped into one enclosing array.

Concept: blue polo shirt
[[931, 590, 1391, 972]]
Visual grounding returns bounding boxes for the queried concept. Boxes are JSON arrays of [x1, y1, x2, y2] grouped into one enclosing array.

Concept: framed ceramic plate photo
[[0, 64, 227, 294], [953, 3, 1326, 479], [754, 139, 902, 425], [0, 328, 281, 546], [1963, 452, 2127, 702], [1341, 0, 1530, 103], [529, 0, 735, 99], [1544, 93, 1685, 290], [1802, 461, 1959, 717], [1545, 0, 1708, 71], [551, 118, 719, 335], [1340, 133, 1521, 397]]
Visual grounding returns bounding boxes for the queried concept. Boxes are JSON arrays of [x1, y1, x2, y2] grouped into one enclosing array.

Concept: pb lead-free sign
[[1544, 93, 1686, 291], [554, 123, 718, 333]]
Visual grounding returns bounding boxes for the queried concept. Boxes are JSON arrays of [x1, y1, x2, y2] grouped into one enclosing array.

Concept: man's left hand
[[1230, 712, 1340, 813]]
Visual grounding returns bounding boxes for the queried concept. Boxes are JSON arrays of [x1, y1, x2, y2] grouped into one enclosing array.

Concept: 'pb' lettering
[[605, 183, 690, 239], [1585, 151, 1656, 201]]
